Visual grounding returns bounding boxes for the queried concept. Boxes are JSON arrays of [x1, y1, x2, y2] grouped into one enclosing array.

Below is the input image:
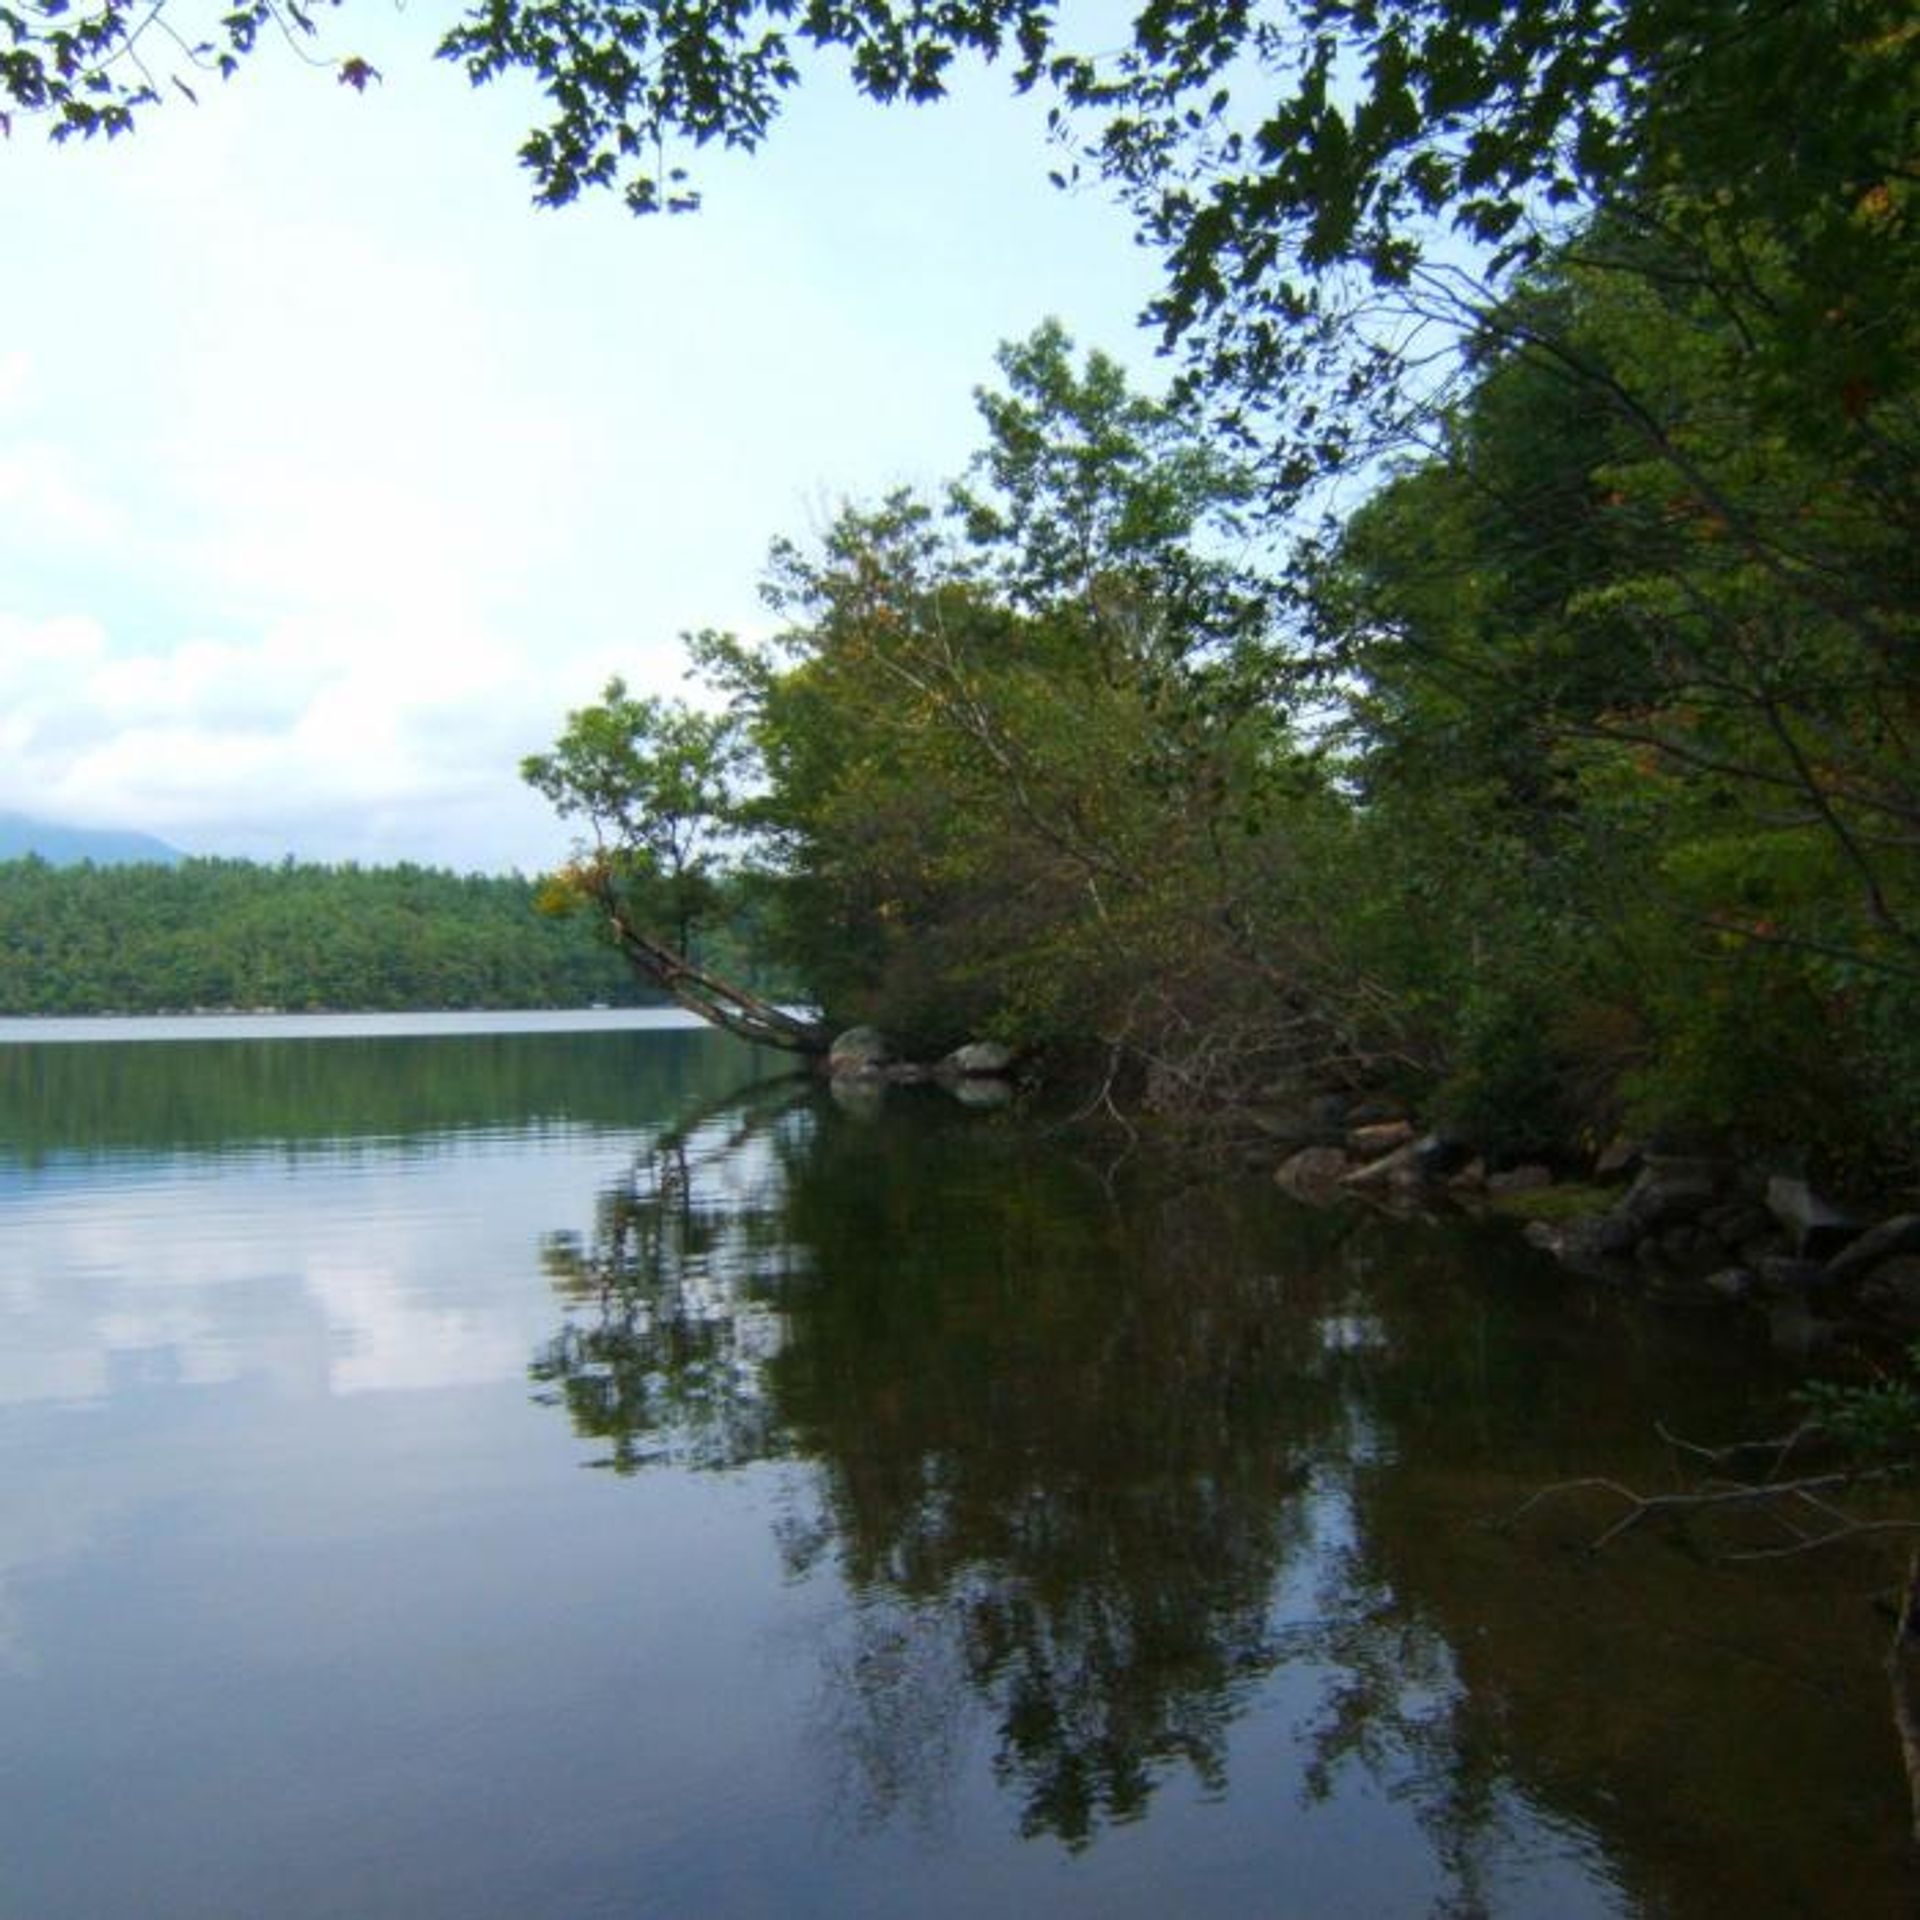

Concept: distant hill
[[0, 811, 186, 867]]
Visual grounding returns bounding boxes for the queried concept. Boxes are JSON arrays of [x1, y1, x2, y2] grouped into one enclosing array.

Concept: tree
[[1307, 219, 1920, 1173], [674, 326, 1388, 1100], [522, 677, 826, 1049], [26, 7, 1910, 400]]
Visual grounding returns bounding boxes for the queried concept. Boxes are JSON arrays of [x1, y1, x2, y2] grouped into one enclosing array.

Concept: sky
[[1, 13, 1163, 874]]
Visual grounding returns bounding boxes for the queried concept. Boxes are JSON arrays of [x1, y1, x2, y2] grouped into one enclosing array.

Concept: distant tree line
[[0, 856, 786, 1015]]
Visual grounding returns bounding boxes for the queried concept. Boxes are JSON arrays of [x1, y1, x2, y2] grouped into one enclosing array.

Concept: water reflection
[[0, 1024, 779, 1415], [534, 1085, 809, 1472], [534, 1087, 1917, 1913], [535, 1094, 1571, 1894]]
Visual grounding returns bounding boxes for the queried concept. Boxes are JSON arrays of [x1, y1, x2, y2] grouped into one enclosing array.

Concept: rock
[[1344, 1096, 1406, 1128], [1347, 1118, 1416, 1156], [1447, 1156, 1488, 1192], [1659, 1224, 1715, 1266], [1764, 1175, 1860, 1260], [1486, 1164, 1553, 1196], [1340, 1139, 1427, 1190], [1702, 1266, 1758, 1304], [1826, 1213, 1920, 1285], [1593, 1209, 1645, 1256], [950, 1075, 1013, 1110], [1276, 1145, 1351, 1199], [1522, 1214, 1621, 1277], [827, 1076, 886, 1121], [828, 1026, 890, 1076], [1247, 1105, 1323, 1150], [1859, 1254, 1920, 1327], [940, 1040, 1015, 1077], [1699, 1201, 1776, 1250], [1410, 1132, 1476, 1180], [1606, 1160, 1723, 1243], [1593, 1135, 1644, 1181]]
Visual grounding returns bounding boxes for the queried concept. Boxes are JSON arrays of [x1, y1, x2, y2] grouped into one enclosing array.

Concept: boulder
[[1698, 1201, 1777, 1250], [827, 1026, 890, 1076], [1347, 1118, 1416, 1156], [1859, 1254, 1920, 1328], [1592, 1135, 1644, 1182], [827, 1076, 887, 1121], [1826, 1213, 1920, 1285], [950, 1075, 1013, 1110], [1248, 1105, 1323, 1150], [1340, 1139, 1427, 1190], [940, 1039, 1015, 1077], [1410, 1132, 1477, 1180], [1702, 1266, 1758, 1304], [1764, 1175, 1860, 1260], [1658, 1224, 1717, 1267], [1276, 1145, 1351, 1199], [1486, 1164, 1554, 1196], [1602, 1160, 1723, 1247], [1521, 1214, 1620, 1277]]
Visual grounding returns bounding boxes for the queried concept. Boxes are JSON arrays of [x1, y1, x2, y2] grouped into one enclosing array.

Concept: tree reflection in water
[[533, 1087, 1335, 1849], [529, 1086, 1912, 1912], [534, 1082, 811, 1474]]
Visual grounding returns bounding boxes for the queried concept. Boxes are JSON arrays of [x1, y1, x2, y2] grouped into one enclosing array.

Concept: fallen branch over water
[[1498, 1435, 1920, 1844], [1494, 1470, 1899, 1556]]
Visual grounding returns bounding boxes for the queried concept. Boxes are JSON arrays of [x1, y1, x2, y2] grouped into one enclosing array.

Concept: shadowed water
[[0, 1016, 1907, 1917]]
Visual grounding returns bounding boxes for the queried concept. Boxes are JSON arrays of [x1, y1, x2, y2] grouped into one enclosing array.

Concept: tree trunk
[[586, 872, 828, 1056]]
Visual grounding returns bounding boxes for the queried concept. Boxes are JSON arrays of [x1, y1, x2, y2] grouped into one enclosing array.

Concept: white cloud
[[0, 437, 121, 548], [1, 27, 1159, 871]]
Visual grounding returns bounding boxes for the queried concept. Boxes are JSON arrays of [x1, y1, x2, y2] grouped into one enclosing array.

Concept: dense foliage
[[533, 324, 1398, 1095], [514, 3, 1914, 1183], [0, 855, 715, 1013], [1316, 225, 1919, 1169], [536, 270, 1917, 1180]]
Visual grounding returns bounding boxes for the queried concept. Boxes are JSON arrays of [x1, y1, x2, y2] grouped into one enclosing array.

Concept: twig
[[1497, 1471, 1867, 1554]]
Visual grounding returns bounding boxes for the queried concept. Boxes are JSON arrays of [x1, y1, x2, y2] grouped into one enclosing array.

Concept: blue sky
[[2, 16, 1162, 872]]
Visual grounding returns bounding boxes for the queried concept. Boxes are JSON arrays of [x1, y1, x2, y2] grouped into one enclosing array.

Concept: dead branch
[[1654, 1418, 1829, 1485], [1494, 1469, 1911, 1556]]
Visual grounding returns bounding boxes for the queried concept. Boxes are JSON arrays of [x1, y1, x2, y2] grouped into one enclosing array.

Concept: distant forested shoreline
[[0, 856, 758, 1015]]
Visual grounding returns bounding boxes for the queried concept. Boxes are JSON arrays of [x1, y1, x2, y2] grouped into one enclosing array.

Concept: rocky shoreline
[[1262, 1090, 1920, 1353], [823, 1023, 1920, 1355]]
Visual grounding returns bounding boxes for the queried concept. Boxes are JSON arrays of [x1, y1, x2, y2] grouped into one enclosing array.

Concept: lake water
[[0, 1014, 1909, 1917]]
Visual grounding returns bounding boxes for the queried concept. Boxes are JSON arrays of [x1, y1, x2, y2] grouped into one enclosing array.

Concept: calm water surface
[[0, 1015, 1908, 1917]]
